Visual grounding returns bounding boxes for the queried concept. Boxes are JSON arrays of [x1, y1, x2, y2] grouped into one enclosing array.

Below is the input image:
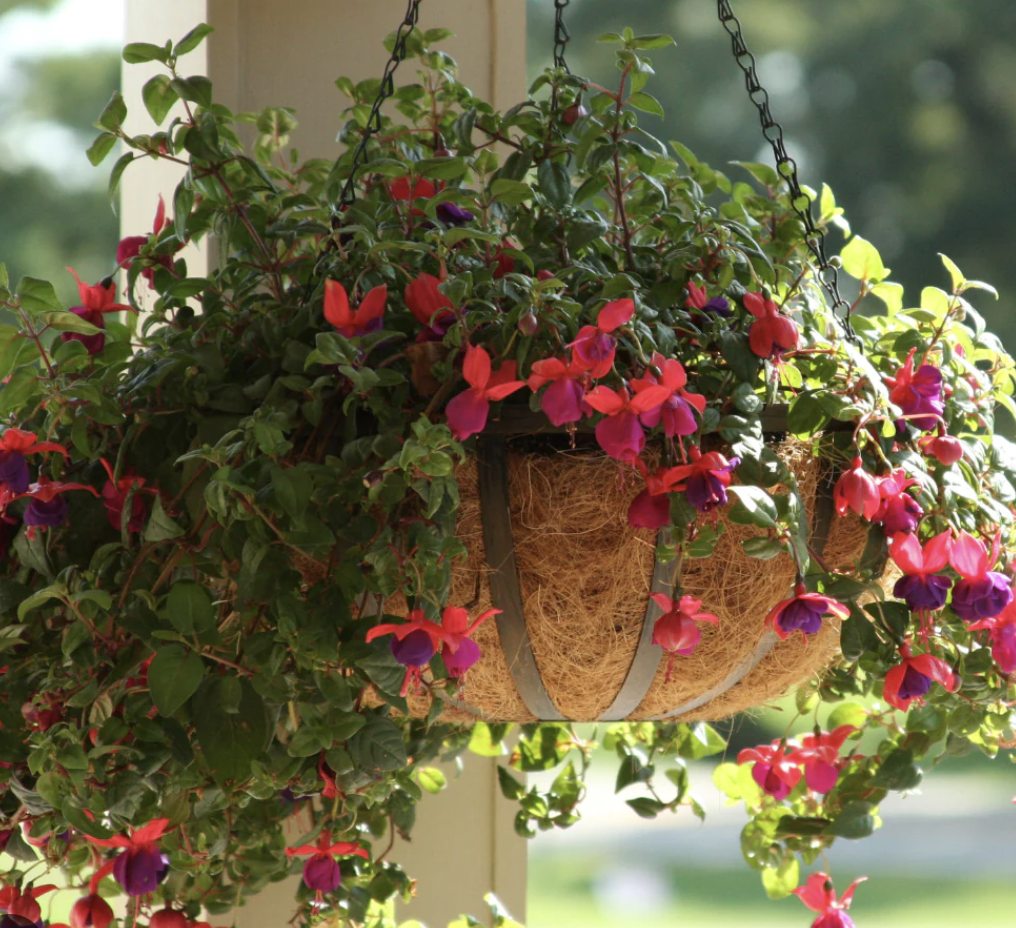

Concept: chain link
[[553, 0, 571, 72], [716, 0, 854, 337]]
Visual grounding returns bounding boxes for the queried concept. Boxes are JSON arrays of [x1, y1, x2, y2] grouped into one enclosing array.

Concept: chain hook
[[553, 0, 571, 73]]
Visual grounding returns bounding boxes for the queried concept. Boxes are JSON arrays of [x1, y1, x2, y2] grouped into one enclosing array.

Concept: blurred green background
[[2, 0, 1015, 925]]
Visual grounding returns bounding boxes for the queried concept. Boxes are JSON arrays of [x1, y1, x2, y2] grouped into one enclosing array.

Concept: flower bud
[[149, 908, 188, 928], [928, 434, 963, 465], [70, 895, 114, 928], [517, 311, 538, 336], [562, 103, 589, 126]]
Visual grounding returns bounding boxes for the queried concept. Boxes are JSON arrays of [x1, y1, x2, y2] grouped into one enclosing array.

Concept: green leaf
[[164, 580, 216, 635], [17, 587, 65, 621], [727, 486, 779, 529], [469, 721, 509, 757], [38, 311, 100, 335], [348, 715, 408, 771], [625, 797, 666, 819], [827, 701, 867, 731], [631, 33, 675, 49], [122, 42, 170, 64], [761, 856, 800, 899], [536, 159, 572, 209], [109, 152, 135, 207], [174, 23, 215, 57], [414, 157, 468, 180], [171, 76, 214, 109], [0, 366, 41, 419], [627, 92, 664, 118], [871, 749, 923, 791], [718, 330, 761, 383], [144, 496, 185, 542], [142, 74, 179, 126], [16, 277, 62, 314], [149, 645, 205, 715], [489, 179, 534, 206], [840, 235, 888, 283], [193, 677, 270, 785], [829, 800, 878, 839], [97, 91, 128, 130], [732, 161, 780, 187], [86, 132, 118, 166]]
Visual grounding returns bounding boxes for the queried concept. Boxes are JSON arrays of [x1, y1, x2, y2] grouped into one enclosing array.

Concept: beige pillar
[[122, 2, 528, 926]]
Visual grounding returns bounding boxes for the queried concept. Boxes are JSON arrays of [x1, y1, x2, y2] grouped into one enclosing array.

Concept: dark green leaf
[[149, 645, 205, 715], [193, 677, 270, 785], [174, 23, 215, 57], [142, 74, 179, 126]]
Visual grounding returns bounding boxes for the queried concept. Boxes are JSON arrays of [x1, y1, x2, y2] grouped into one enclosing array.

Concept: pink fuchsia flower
[[437, 604, 499, 678], [871, 467, 923, 535], [323, 280, 387, 339], [890, 530, 953, 612], [84, 818, 171, 897], [742, 291, 799, 359], [0, 429, 68, 495], [404, 273, 457, 341], [970, 600, 1016, 674], [883, 640, 958, 712], [445, 345, 526, 440], [885, 349, 944, 432], [285, 833, 369, 894], [793, 872, 866, 928], [766, 584, 849, 641], [650, 593, 719, 680], [833, 457, 880, 521], [117, 195, 173, 289], [924, 433, 963, 466], [736, 741, 802, 800], [569, 298, 634, 378], [631, 352, 706, 438], [100, 459, 154, 533], [64, 268, 135, 356], [948, 530, 1013, 622], [788, 725, 857, 793], [584, 384, 669, 461], [527, 356, 589, 426], [662, 446, 740, 513], [626, 462, 684, 529], [685, 280, 731, 318]]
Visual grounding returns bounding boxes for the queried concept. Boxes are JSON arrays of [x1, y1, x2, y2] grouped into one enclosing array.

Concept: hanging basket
[[394, 407, 872, 723]]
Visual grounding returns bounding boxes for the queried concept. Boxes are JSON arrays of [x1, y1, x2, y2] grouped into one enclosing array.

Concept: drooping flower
[[885, 348, 945, 431], [148, 908, 188, 928], [742, 291, 799, 359], [685, 281, 731, 318], [833, 457, 880, 521], [3, 479, 100, 539], [793, 872, 866, 928], [389, 176, 437, 207], [445, 345, 526, 440], [0, 429, 68, 495], [661, 446, 740, 513], [948, 530, 1013, 622], [970, 600, 1016, 674], [404, 273, 457, 341], [117, 195, 173, 288], [871, 468, 923, 535], [890, 531, 953, 611], [788, 725, 857, 793], [527, 356, 588, 426], [650, 593, 719, 680], [100, 459, 153, 533], [84, 818, 172, 897], [64, 268, 135, 356], [925, 434, 963, 466], [435, 201, 475, 226], [323, 280, 387, 339], [285, 833, 369, 894], [569, 298, 634, 378], [0, 885, 56, 927], [491, 243, 516, 279], [767, 584, 849, 641], [437, 605, 498, 678], [736, 741, 801, 800], [631, 352, 706, 438], [627, 464, 678, 529], [584, 384, 669, 461], [882, 640, 958, 712]]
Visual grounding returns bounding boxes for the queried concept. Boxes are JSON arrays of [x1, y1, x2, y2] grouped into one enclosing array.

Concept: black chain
[[716, 0, 854, 338], [553, 0, 571, 72]]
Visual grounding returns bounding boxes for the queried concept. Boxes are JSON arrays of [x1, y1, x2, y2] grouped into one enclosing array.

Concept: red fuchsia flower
[[2, 479, 100, 539], [737, 741, 802, 800], [883, 640, 958, 712], [437, 605, 499, 678], [84, 818, 171, 897], [871, 467, 923, 535], [891, 530, 953, 612], [631, 352, 706, 438], [323, 280, 387, 339], [445, 345, 526, 440], [788, 725, 857, 793], [948, 530, 1013, 622], [0, 429, 67, 495], [833, 457, 881, 521], [285, 834, 369, 894], [117, 195, 173, 288], [767, 583, 850, 641], [742, 291, 799, 359], [662, 446, 740, 513], [885, 348, 944, 431], [404, 273, 457, 341], [569, 298, 634, 378], [64, 268, 135, 356], [148, 910, 188, 928], [685, 281, 731, 318], [0, 885, 56, 927], [70, 894, 114, 928], [100, 459, 153, 533], [924, 433, 963, 466], [389, 175, 437, 208], [366, 608, 463, 694], [490, 242, 516, 279], [970, 599, 1016, 674], [527, 356, 589, 426], [793, 872, 866, 928], [584, 384, 670, 461], [317, 755, 340, 800], [627, 463, 683, 529], [650, 594, 719, 680]]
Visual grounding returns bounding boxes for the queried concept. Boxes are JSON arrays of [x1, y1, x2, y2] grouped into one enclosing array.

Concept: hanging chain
[[716, 0, 854, 338], [553, 0, 571, 72]]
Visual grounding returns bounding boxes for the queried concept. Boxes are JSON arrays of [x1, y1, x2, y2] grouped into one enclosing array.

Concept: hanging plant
[[0, 15, 1014, 928]]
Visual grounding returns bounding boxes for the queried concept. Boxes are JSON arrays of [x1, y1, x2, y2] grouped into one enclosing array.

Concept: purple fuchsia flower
[[871, 467, 924, 534], [788, 725, 857, 793], [948, 530, 1013, 621], [663, 447, 739, 513], [882, 640, 958, 712], [444, 344, 526, 440], [84, 818, 171, 897], [833, 457, 881, 521], [569, 298, 635, 378], [437, 605, 498, 679], [736, 741, 802, 800], [650, 593, 719, 681], [766, 584, 850, 641], [0, 429, 68, 495], [3, 479, 100, 540], [742, 291, 799, 359], [323, 279, 387, 339], [527, 356, 589, 426], [631, 352, 706, 438], [685, 281, 731, 318], [435, 201, 475, 226], [285, 834, 369, 894], [890, 530, 953, 612], [584, 384, 669, 461], [885, 348, 945, 431], [793, 872, 866, 928], [970, 599, 1016, 674]]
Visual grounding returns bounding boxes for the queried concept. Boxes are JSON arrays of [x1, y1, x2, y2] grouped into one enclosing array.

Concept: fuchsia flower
[[651, 594, 719, 681], [438, 605, 498, 678], [871, 468, 923, 535], [661, 446, 739, 512], [833, 458, 880, 521], [793, 872, 866, 928], [890, 531, 953, 612], [527, 356, 588, 426], [742, 291, 799, 359], [767, 583, 849, 641], [1, 478, 100, 539], [925, 433, 963, 466], [948, 530, 1013, 622], [885, 348, 944, 431], [64, 268, 135, 356], [84, 818, 171, 897], [627, 464, 680, 529], [0, 885, 56, 927], [285, 833, 369, 894], [584, 384, 669, 461], [789, 725, 857, 793], [631, 352, 706, 438], [970, 599, 1016, 674], [117, 196, 173, 288], [685, 281, 731, 318], [883, 640, 958, 712], [71, 859, 117, 928], [323, 280, 387, 339], [569, 298, 634, 378], [445, 345, 526, 440], [0, 429, 67, 495], [389, 176, 436, 206], [737, 741, 802, 800], [404, 273, 457, 341], [100, 459, 153, 533]]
